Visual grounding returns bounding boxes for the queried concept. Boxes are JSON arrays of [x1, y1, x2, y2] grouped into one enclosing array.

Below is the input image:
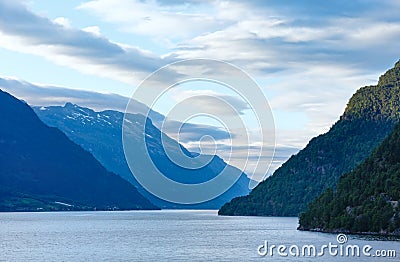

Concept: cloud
[[0, 76, 130, 112], [53, 17, 71, 28], [266, 63, 378, 135], [162, 121, 232, 143], [0, 75, 232, 144], [0, 0, 175, 84], [171, 16, 400, 74], [82, 26, 101, 36], [169, 89, 250, 116], [182, 137, 300, 182], [78, 0, 231, 42], [0, 76, 171, 124]]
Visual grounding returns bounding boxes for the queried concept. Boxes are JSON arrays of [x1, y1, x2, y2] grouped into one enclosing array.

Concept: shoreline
[[298, 226, 400, 239]]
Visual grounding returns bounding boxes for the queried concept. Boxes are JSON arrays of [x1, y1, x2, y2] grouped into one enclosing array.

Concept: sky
[[0, 0, 400, 182]]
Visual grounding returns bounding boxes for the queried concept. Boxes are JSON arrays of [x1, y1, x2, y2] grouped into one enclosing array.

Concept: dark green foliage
[[0, 90, 159, 211], [299, 122, 400, 235], [219, 60, 400, 217], [377, 60, 400, 89], [344, 63, 400, 121]]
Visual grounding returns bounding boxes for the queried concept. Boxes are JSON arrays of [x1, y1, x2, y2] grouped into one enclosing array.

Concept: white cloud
[[78, 0, 228, 42], [53, 17, 71, 28], [169, 89, 250, 116], [82, 26, 101, 36]]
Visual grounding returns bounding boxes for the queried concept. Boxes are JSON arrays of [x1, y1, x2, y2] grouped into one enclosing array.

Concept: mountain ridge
[[219, 60, 400, 217], [298, 122, 400, 236]]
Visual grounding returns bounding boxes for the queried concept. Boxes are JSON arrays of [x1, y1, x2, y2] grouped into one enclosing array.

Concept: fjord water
[[0, 210, 398, 261]]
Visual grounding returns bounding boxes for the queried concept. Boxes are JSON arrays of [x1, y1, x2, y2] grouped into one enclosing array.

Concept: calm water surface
[[0, 210, 398, 261]]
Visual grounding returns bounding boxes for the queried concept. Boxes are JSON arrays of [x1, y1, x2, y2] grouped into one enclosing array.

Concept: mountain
[[0, 89, 158, 211], [34, 103, 251, 209], [298, 122, 400, 236], [219, 60, 400, 217]]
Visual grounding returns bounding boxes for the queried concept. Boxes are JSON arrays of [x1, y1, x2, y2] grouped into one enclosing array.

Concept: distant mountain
[[298, 122, 400, 236], [219, 60, 400, 217], [0, 89, 158, 211], [34, 103, 251, 209]]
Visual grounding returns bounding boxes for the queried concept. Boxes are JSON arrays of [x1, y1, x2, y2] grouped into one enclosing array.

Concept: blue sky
[[1, 0, 400, 181]]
